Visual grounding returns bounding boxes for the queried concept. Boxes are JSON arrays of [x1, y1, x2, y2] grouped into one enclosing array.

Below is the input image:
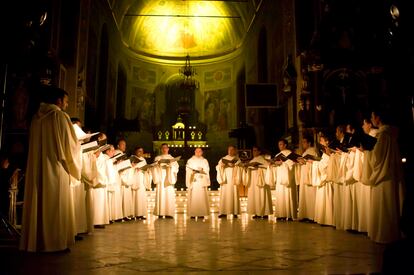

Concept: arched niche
[[156, 74, 200, 130]]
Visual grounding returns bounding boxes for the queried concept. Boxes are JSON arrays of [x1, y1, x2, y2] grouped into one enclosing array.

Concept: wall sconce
[[76, 87, 84, 110], [282, 54, 297, 93], [76, 73, 85, 110], [282, 77, 291, 93]]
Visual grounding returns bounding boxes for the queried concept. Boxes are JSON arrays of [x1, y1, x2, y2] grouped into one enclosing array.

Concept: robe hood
[[379, 124, 399, 139], [36, 103, 61, 120]]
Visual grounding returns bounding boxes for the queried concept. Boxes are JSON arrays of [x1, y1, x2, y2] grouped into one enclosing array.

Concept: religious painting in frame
[[58, 64, 66, 90], [204, 88, 232, 132], [130, 86, 155, 131]]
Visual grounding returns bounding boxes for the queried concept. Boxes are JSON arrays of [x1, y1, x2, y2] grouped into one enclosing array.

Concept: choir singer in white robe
[[363, 110, 405, 244], [354, 118, 379, 232], [92, 150, 110, 228], [129, 147, 150, 219], [297, 136, 318, 221], [267, 139, 298, 220], [81, 149, 97, 233], [81, 133, 106, 232], [151, 143, 179, 218], [216, 145, 241, 218], [186, 147, 211, 219], [243, 146, 273, 219], [20, 87, 81, 252], [313, 134, 334, 226], [71, 122, 90, 236], [119, 165, 134, 220], [104, 146, 123, 222]]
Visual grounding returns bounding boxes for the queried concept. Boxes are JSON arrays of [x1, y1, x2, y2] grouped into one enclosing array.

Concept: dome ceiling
[[109, 0, 261, 60]]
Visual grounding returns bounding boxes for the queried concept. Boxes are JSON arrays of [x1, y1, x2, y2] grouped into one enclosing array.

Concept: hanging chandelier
[[178, 54, 199, 90]]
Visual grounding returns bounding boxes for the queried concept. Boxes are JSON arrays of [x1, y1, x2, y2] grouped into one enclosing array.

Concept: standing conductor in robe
[[363, 109, 405, 244], [151, 143, 179, 218], [20, 86, 82, 252]]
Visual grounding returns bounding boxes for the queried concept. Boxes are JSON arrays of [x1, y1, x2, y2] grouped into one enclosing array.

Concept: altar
[[152, 116, 209, 190], [153, 116, 208, 151]]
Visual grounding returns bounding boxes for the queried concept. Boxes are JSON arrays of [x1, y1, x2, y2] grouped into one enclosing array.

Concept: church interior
[[1, 0, 413, 274]]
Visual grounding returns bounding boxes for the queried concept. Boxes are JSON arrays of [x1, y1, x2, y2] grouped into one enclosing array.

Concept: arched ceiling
[[109, 0, 262, 61]]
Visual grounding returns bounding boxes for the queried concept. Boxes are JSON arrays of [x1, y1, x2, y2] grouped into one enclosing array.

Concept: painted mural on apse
[[204, 88, 232, 132]]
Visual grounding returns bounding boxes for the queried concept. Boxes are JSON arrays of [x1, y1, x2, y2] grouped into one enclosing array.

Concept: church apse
[[152, 75, 207, 156], [119, 60, 237, 186]]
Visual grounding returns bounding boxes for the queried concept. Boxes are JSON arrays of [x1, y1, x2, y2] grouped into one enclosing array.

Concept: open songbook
[[78, 132, 99, 142], [265, 153, 289, 165], [186, 166, 207, 174], [81, 139, 109, 153], [95, 144, 111, 153], [137, 156, 181, 171], [286, 152, 303, 162], [158, 156, 181, 164], [81, 140, 99, 153], [275, 153, 289, 162], [73, 123, 99, 141], [302, 154, 321, 161], [221, 158, 238, 167], [328, 141, 350, 153], [111, 152, 128, 163], [129, 155, 143, 164]]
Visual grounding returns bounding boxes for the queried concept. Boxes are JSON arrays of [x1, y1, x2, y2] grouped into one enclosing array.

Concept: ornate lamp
[[178, 54, 199, 90]]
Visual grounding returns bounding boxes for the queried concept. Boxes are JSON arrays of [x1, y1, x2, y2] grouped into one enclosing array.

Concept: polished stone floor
[[2, 212, 385, 275]]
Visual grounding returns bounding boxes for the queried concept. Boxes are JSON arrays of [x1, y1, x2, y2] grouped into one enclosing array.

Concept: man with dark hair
[[216, 145, 241, 218], [243, 145, 272, 219], [362, 117, 378, 138], [362, 109, 405, 243], [152, 143, 179, 218], [267, 138, 297, 220], [332, 124, 348, 230], [186, 147, 210, 219], [41, 86, 69, 107], [302, 134, 314, 147], [297, 135, 318, 221], [278, 138, 288, 148], [116, 138, 127, 154], [129, 147, 150, 220], [345, 122, 360, 147], [313, 133, 334, 226], [353, 116, 379, 233], [334, 124, 349, 149], [20, 86, 81, 252]]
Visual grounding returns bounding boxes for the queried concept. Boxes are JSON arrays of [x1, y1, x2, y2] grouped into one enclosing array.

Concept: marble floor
[[2, 213, 385, 275]]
